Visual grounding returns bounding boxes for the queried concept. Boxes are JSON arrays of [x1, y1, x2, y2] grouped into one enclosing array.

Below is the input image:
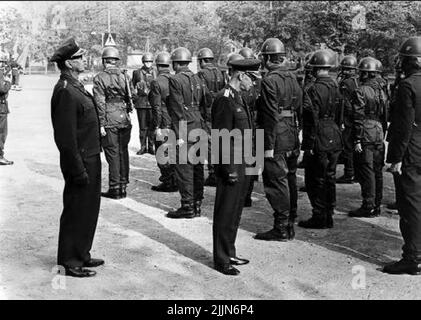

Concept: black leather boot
[[167, 203, 195, 219], [326, 211, 334, 228], [254, 225, 290, 241], [204, 173, 217, 187], [336, 174, 354, 184], [101, 187, 121, 199], [287, 220, 296, 240], [151, 182, 178, 192], [349, 205, 378, 218], [298, 215, 328, 229], [244, 197, 252, 207], [194, 200, 202, 217]]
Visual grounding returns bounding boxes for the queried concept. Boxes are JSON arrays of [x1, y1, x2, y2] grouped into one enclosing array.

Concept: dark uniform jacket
[[167, 66, 210, 140], [132, 66, 157, 109], [339, 75, 359, 127], [212, 85, 252, 177], [387, 71, 421, 167], [0, 70, 11, 114], [351, 78, 388, 146], [148, 68, 172, 129], [51, 72, 101, 180], [244, 73, 262, 125], [93, 66, 134, 129], [302, 75, 343, 152], [198, 63, 226, 123], [258, 65, 303, 153]]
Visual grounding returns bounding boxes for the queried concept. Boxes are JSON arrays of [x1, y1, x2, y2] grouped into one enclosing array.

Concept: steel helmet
[[399, 36, 421, 57], [340, 55, 358, 69], [358, 57, 379, 72], [102, 46, 120, 60], [171, 47, 192, 62], [260, 38, 286, 55], [197, 48, 214, 60], [239, 47, 255, 59], [155, 51, 171, 65], [142, 52, 154, 63], [308, 50, 336, 68], [375, 59, 383, 72], [226, 53, 243, 67]]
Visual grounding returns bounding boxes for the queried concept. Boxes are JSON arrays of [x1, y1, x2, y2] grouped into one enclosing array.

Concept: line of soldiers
[[50, 34, 421, 277]]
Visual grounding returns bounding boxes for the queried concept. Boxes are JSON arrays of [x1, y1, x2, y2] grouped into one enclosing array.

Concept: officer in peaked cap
[[50, 38, 103, 277], [212, 58, 260, 275]]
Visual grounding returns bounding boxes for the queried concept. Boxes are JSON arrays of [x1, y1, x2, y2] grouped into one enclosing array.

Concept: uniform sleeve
[[259, 76, 278, 150], [351, 88, 366, 144], [386, 81, 415, 163], [294, 80, 303, 130], [212, 96, 235, 176], [200, 78, 212, 123], [92, 75, 107, 127], [149, 80, 162, 129], [0, 76, 11, 94], [51, 88, 86, 177], [335, 88, 344, 128], [167, 77, 185, 139], [301, 86, 318, 150]]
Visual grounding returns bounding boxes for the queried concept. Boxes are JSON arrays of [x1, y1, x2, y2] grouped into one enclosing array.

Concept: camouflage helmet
[[358, 57, 379, 72], [142, 52, 154, 63], [197, 48, 214, 60], [171, 47, 192, 62], [260, 38, 286, 55], [226, 53, 243, 67], [308, 50, 336, 68], [239, 47, 255, 59], [399, 36, 421, 57], [155, 51, 171, 65], [102, 46, 120, 60], [340, 55, 358, 69]]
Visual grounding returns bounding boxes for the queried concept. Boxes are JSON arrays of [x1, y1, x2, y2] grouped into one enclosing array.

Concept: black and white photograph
[[1, 0, 421, 305]]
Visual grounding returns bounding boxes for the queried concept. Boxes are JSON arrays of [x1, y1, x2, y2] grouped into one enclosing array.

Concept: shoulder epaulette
[[223, 88, 232, 98], [63, 80, 67, 88]]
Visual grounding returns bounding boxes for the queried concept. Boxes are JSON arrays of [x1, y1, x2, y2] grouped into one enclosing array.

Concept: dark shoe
[[151, 183, 178, 192], [204, 174, 217, 187], [229, 256, 249, 265], [298, 216, 329, 229], [214, 263, 240, 276], [254, 227, 289, 241], [136, 148, 147, 155], [120, 184, 127, 198], [348, 206, 378, 218], [83, 258, 104, 268], [383, 259, 421, 275], [64, 266, 96, 278], [167, 204, 195, 219], [297, 160, 305, 169], [387, 202, 398, 211], [148, 148, 155, 155], [101, 188, 122, 199], [194, 200, 202, 217], [326, 214, 334, 228], [336, 175, 354, 184], [244, 198, 252, 207], [0, 157, 13, 165]]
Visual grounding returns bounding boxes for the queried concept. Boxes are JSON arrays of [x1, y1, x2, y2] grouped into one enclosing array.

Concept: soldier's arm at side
[[351, 88, 365, 145], [260, 76, 278, 151], [51, 88, 86, 178], [301, 87, 317, 151], [167, 77, 185, 139], [148, 80, 162, 129], [386, 81, 415, 164], [92, 76, 107, 128]]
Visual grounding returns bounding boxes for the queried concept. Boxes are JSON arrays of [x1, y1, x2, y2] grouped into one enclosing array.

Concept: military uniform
[[93, 65, 133, 195], [387, 70, 421, 269], [338, 74, 359, 180], [0, 69, 12, 164], [148, 67, 177, 190], [167, 65, 210, 217], [350, 77, 387, 216], [300, 74, 343, 228], [198, 62, 226, 186], [212, 85, 252, 271], [255, 64, 303, 239], [132, 66, 157, 153], [51, 72, 101, 268]]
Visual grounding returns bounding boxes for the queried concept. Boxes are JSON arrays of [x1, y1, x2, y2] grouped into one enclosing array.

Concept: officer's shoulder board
[[63, 80, 67, 88], [223, 87, 233, 98]]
